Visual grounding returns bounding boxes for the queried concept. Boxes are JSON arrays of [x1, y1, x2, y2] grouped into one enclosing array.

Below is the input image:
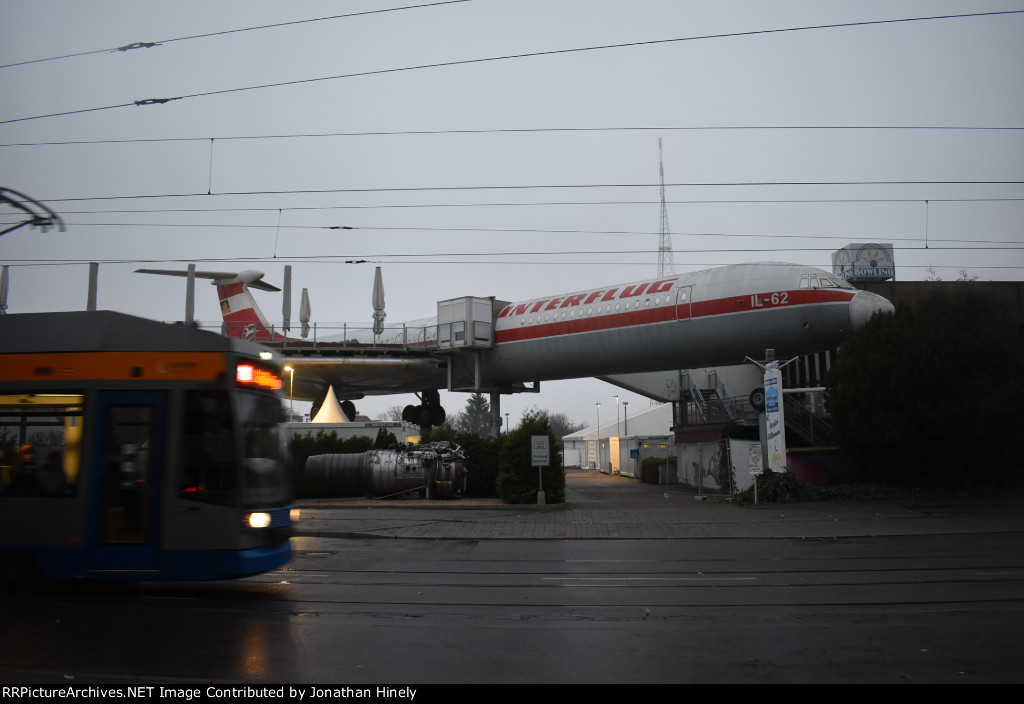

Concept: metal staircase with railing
[[782, 394, 835, 447], [678, 372, 836, 448], [682, 372, 741, 425]]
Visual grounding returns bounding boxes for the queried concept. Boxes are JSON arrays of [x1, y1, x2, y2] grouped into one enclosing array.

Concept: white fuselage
[[314, 262, 891, 396]]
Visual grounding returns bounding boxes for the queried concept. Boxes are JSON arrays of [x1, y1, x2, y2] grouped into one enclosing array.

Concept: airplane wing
[[281, 354, 447, 402]]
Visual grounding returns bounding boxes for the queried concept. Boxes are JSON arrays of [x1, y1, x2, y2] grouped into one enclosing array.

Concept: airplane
[[137, 262, 894, 426]]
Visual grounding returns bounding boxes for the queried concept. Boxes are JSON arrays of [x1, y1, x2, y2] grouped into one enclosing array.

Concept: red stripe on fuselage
[[497, 278, 678, 319], [494, 289, 853, 344]]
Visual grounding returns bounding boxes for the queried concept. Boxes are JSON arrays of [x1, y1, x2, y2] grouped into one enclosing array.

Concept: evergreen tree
[[496, 409, 565, 503], [372, 427, 398, 449], [825, 286, 1023, 488], [454, 393, 492, 436]]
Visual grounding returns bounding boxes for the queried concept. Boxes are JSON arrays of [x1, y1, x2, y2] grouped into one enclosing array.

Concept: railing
[[681, 372, 742, 425], [710, 374, 738, 422], [682, 373, 709, 424], [272, 322, 440, 352], [186, 321, 441, 352], [783, 394, 835, 447]]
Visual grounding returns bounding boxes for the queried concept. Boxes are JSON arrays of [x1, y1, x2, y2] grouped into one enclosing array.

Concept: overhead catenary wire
[[2, 219, 1019, 247], [2, 243, 1020, 263], [2, 10, 1021, 125], [21, 196, 1024, 217], [2, 256, 1020, 272], [26, 180, 1024, 204], [4, 124, 1023, 148], [0, 1, 474, 69]]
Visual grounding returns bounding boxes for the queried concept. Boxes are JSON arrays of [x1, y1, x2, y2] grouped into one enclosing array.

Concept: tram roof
[[0, 310, 269, 358]]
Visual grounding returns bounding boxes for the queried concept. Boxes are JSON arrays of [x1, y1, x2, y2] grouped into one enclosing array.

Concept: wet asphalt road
[[2, 471, 1022, 684]]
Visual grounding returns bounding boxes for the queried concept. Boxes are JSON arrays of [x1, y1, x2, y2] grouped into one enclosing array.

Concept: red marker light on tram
[[236, 364, 282, 390]]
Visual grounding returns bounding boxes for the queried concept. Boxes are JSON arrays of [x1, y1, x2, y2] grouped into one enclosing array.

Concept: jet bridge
[[437, 296, 529, 395], [436, 296, 501, 350]]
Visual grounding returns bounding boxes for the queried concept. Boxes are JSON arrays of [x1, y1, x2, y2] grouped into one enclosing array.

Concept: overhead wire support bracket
[[134, 97, 181, 106], [113, 42, 161, 52]]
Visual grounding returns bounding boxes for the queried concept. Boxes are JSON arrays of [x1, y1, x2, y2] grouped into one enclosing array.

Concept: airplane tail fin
[[136, 268, 285, 343]]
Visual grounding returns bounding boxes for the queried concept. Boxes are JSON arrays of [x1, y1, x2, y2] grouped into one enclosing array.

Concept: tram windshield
[[179, 388, 289, 508], [236, 388, 290, 507]]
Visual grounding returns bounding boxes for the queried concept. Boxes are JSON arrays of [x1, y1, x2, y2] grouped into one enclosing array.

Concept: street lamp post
[[595, 402, 601, 471], [505, 412, 509, 434], [623, 401, 628, 436], [614, 395, 620, 437]]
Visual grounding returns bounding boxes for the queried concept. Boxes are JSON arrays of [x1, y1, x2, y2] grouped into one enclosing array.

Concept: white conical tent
[[312, 386, 350, 423]]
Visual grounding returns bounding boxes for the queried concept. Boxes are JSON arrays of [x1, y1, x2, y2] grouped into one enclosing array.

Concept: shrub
[[734, 469, 815, 505], [640, 456, 676, 484], [496, 410, 565, 504], [430, 425, 501, 498]]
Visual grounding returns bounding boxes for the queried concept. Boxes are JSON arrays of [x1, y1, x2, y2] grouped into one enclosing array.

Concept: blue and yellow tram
[[0, 311, 293, 580]]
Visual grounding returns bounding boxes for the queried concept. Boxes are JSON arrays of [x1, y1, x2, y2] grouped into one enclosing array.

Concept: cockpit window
[[800, 273, 855, 290]]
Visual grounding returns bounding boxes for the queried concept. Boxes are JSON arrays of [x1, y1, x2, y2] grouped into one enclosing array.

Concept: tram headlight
[[246, 511, 272, 529]]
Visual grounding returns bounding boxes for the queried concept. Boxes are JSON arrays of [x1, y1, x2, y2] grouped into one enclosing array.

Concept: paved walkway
[[294, 470, 1024, 540]]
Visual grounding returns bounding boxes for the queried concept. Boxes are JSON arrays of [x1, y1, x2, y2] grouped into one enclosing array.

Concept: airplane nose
[[850, 290, 894, 328]]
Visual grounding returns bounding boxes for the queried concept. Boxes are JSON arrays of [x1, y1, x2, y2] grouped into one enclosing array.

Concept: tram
[[0, 311, 293, 580]]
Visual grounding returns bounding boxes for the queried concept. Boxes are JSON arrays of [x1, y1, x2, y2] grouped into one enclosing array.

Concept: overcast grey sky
[[2, 1, 1022, 425]]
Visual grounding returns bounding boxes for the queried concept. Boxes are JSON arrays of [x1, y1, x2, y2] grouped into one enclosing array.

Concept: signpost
[[745, 351, 796, 506], [763, 361, 787, 473], [531, 435, 550, 505]]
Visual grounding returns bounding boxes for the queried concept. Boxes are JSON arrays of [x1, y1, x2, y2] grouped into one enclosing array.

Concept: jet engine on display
[[304, 442, 467, 499]]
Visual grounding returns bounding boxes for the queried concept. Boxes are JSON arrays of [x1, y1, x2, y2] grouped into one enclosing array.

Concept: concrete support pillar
[[490, 392, 502, 437]]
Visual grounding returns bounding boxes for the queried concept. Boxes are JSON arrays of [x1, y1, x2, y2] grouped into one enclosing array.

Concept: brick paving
[[295, 470, 1024, 540]]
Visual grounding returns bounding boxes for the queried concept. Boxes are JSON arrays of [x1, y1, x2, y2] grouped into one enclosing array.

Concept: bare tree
[[380, 406, 405, 421]]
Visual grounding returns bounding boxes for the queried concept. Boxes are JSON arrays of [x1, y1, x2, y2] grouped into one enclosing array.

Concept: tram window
[[180, 390, 237, 505], [0, 394, 82, 497]]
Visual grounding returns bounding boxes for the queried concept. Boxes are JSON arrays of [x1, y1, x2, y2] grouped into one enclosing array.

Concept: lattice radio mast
[[657, 137, 675, 276]]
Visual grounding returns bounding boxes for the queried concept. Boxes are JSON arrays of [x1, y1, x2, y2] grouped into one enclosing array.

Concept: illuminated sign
[[833, 243, 895, 282]]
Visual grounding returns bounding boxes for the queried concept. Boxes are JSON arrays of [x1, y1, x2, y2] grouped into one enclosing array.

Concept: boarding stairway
[[682, 372, 743, 425], [680, 371, 836, 447]]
